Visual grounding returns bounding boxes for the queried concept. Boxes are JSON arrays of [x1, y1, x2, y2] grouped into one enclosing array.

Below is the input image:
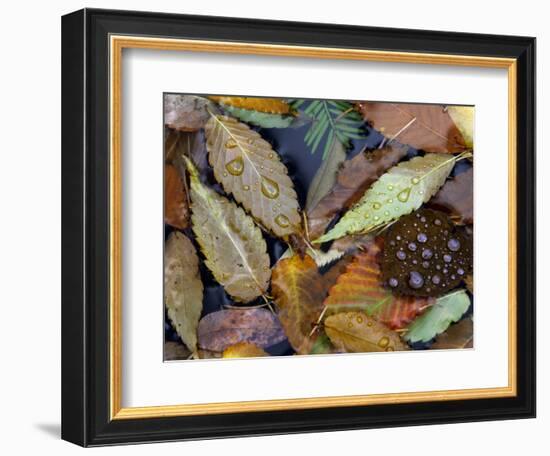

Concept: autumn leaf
[[307, 143, 409, 240], [197, 308, 286, 352], [431, 317, 473, 349], [219, 105, 295, 128], [323, 242, 432, 329], [185, 157, 271, 303], [164, 341, 191, 361], [324, 311, 408, 353], [222, 342, 269, 358], [465, 275, 473, 293], [205, 114, 301, 238], [164, 94, 214, 132], [209, 96, 293, 114], [164, 232, 203, 355], [309, 331, 340, 355], [358, 102, 468, 153], [271, 254, 326, 354], [316, 153, 458, 243], [428, 168, 473, 225], [448, 106, 474, 149], [403, 290, 471, 343], [164, 164, 189, 230]]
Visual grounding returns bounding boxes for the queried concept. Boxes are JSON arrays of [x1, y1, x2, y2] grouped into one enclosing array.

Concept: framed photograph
[[61, 8, 536, 447]]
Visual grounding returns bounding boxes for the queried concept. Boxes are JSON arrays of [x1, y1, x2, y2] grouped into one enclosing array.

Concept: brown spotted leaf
[[209, 96, 292, 114], [324, 242, 432, 329], [307, 143, 409, 239], [205, 115, 301, 238], [164, 94, 215, 132], [222, 342, 269, 358], [324, 311, 408, 353], [428, 168, 473, 225], [164, 232, 203, 355], [271, 254, 326, 354], [164, 164, 189, 229], [358, 102, 468, 153], [431, 317, 473, 349], [197, 309, 286, 352]]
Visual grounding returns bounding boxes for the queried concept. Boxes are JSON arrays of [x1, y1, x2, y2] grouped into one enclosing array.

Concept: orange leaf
[[358, 102, 468, 153], [164, 164, 189, 229], [209, 96, 292, 114], [324, 242, 433, 329], [271, 254, 326, 354]]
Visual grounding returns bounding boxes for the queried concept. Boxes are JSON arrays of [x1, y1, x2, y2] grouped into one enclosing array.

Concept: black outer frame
[[61, 8, 536, 447]]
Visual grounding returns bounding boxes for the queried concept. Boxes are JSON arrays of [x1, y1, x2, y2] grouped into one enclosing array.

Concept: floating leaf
[[185, 158, 270, 302], [164, 341, 191, 361], [164, 232, 203, 355], [164, 94, 214, 132], [197, 308, 286, 352], [324, 311, 408, 353], [404, 290, 471, 343], [307, 143, 409, 239], [271, 254, 326, 354], [205, 115, 301, 238], [358, 102, 468, 153], [431, 317, 473, 349], [222, 342, 269, 358], [324, 242, 432, 329], [448, 106, 474, 149], [428, 168, 473, 225], [316, 153, 458, 243], [164, 164, 189, 229], [209, 96, 293, 114], [305, 140, 347, 211]]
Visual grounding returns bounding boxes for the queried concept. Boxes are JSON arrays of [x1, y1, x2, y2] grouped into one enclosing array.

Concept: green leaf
[[404, 290, 471, 343], [315, 153, 458, 243], [220, 105, 294, 128]]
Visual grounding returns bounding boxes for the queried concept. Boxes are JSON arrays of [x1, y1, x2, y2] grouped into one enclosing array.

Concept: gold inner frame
[[109, 35, 518, 420]]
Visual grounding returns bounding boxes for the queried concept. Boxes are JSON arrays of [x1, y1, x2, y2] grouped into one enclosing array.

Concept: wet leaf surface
[[164, 164, 189, 230]]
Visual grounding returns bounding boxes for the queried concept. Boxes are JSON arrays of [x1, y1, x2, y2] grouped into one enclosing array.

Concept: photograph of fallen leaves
[[164, 95, 474, 361]]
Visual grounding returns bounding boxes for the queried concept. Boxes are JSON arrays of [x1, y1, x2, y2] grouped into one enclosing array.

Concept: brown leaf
[[222, 342, 269, 358], [358, 102, 468, 153], [209, 96, 292, 114], [324, 311, 408, 353], [164, 94, 213, 132], [428, 168, 473, 224], [271, 254, 326, 354], [164, 164, 189, 229], [307, 144, 409, 240], [164, 341, 191, 361], [324, 242, 432, 329], [465, 275, 474, 294], [431, 317, 473, 349], [197, 308, 286, 352]]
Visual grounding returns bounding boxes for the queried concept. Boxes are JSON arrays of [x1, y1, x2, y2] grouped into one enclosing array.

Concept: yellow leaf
[[222, 342, 269, 358], [324, 311, 408, 353], [205, 115, 301, 238], [209, 96, 292, 114], [448, 106, 474, 149]]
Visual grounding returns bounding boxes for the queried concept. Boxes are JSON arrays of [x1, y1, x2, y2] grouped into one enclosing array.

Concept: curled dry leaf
[[324, 242, 432, 329], [316, 153, 457, 243], [324, 311, 408, 353], [205, 114, 301, 238], [307, 143, 409, 239], [164, 232, 204, 355], [185, 157, 270, 303], [358, 102, 468, 153], [403, 290, 471, 343], [164, 94, 214, 132], [428, 168, 473, 225], [164, 164, 189, 230], [209, 96, 293, 114], [197, 308, 286, 352], [431, 317, 473, 349], [271, 254, 326, 354], [222, 342, 269, 358]]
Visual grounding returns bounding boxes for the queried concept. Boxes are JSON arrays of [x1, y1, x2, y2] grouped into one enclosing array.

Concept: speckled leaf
[[205, 115, 301, 238], [197, 309, 286, 352], [185, 158, 270, 303], [164, 164, 189, 229], [222, 342, 269, 358], [316, 153, 457, 243], [164, 94, 214, 132], [358, 102, 468, 153], [324, 242, 432, 329], [164, 232, 203, 355], [404, 290, 471, 343], [307, 143, 409, 239], [271, 254, 326, 354], [448, 106, 474, 149], [324, 312, 408, 353], [209, 96, 293, 114], [431, 317, 473, 349], [428, 168, 473, 225]]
